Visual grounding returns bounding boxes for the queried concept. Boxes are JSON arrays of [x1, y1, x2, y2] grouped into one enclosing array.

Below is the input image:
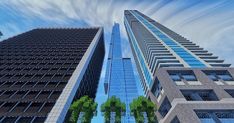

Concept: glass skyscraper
[[105, 23, 143, 122], [124, 10, 234, 123]]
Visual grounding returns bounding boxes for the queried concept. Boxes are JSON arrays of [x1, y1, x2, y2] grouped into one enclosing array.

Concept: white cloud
[[1, 0, 234, 64]]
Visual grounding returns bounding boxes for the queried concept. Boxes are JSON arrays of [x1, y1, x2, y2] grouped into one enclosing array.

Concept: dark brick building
[[0, 28, 105, 123]]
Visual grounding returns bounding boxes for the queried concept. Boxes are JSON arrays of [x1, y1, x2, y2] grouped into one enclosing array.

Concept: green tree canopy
[[101, 96, 126, 123], [69, 95, 97, 123], [130, 96, 157, 123]]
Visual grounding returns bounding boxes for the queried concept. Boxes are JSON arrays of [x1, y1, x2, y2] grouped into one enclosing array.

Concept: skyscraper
[[0, 28, 105, 123], [105, 23, 143, 122], [0, 31, 2, 38], [124, 10, 234, 123]]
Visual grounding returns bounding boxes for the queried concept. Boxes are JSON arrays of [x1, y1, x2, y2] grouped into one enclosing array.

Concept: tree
[[101, 96, 126, 123], [130, 96, 157, 123], [69, 96, 97, 123]]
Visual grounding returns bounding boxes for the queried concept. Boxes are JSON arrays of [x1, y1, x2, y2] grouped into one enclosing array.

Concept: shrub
[[101, 96, 126, 123], [69, 96, 97, 123], [130, 96, 157, 123]]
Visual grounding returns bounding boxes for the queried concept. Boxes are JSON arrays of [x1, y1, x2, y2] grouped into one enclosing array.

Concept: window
[[195, 110, 234, 123], [203, 70, 234, 85], [158, 97, 171, 117], [1, 117, 17, 123], [170, 74, 181, 81], [17, 117, 33, 122], [207, 74, 218, 81], [225, 90, 234, 98], [151, 78, 163, 102], [171, 116, 180, 123], [182, 74, 196, 81], [33, 117, 46, 123], [196, 111, 214, 123], [168, 70, 200, 85], [181, 90, 218, 101], [218, 74, 233, 81]]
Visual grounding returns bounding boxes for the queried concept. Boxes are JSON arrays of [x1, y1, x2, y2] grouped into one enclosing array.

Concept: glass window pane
[[182, 74, 197, 81], [218, 74, 233, 81], [208, 75, 218, 81], [200, 119, 215, 123], [170, 74, 181, 81]]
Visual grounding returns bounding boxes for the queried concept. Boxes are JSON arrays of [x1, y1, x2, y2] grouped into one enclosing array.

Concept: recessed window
[[11, 102, 30, 113], [203, 70, 234, 85], [171, 116, 180, 123], [0, 91, 15, 99], [151, 78, 163, 102], [168, 70, 200, 85], [40, 102, 55, 114], [218, 74, 233, 81], [0, 102, 16, 114], [24, 91, 40, 99], [181, 90, 218, 101], [182, 74, 196, 81], [195, 110, 234, 123], [36, 91, 51, 99], [25, 102, 43, 113], [33, 117, 46, 123], [17, 117, 33, 122], [1, 117, 17, 123], [170, 74, 181, 81], [158, 97, 171, 118], [225, 90, 234, 98]]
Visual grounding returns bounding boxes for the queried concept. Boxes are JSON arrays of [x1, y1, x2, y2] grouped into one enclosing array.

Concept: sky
[[1, 0, 234, 122], [1, 0, 234, 64]]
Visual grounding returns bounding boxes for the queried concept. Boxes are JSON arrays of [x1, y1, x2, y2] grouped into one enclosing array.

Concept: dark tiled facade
[[0, 28, 105, 123]]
